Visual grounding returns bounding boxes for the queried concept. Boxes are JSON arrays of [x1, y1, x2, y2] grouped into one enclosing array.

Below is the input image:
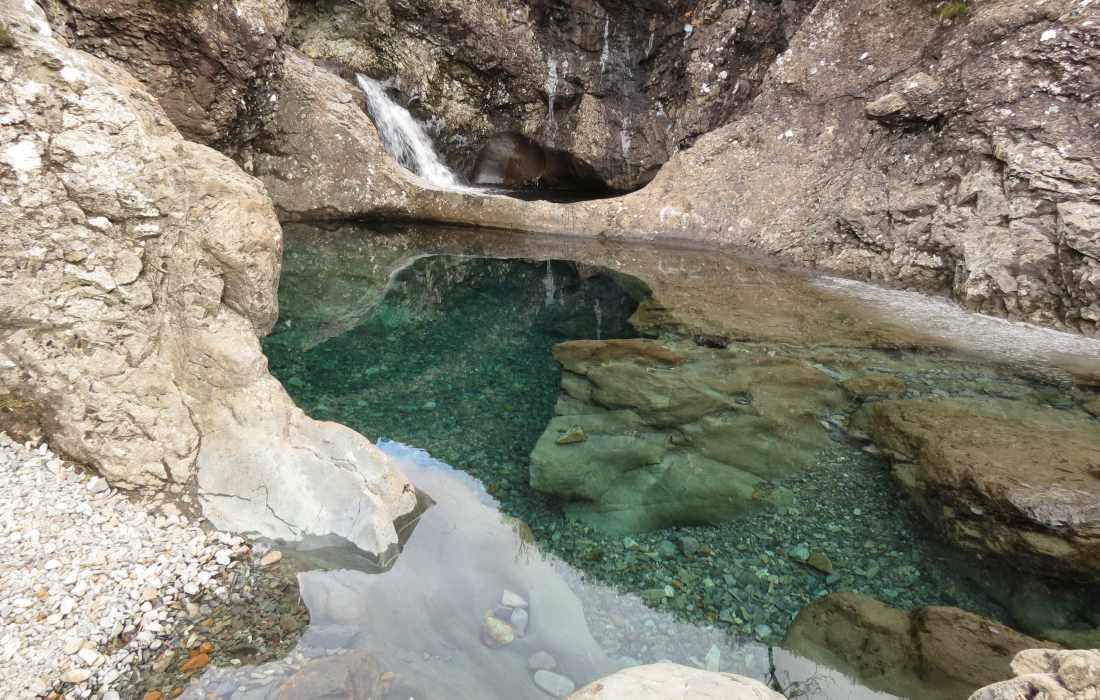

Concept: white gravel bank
[[0, 434, 250, 699]]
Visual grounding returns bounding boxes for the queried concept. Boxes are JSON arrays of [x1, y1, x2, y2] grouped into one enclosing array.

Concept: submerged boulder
[[566, 663, 786, 700], [783, 592, 1058, 700], [853, 398, 1100, 581], [0, 0, 416, 556], [529, 338, 844, 532]]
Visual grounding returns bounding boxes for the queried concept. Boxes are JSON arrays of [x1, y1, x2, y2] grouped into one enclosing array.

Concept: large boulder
[[529, 338, 844, 532], [784, 592, 1058, 700], [970, 649, 1100, 700], [44, 0, 287, 150], [853, 398, 1100, 581], [566, 663, 786, 700], [0, 0, 416, 555]]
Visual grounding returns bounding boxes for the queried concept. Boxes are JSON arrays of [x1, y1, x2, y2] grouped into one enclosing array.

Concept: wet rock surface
[[783, 592, 1059, 700], [854, 397, 1100, 580], [285, 0, 804, 190]]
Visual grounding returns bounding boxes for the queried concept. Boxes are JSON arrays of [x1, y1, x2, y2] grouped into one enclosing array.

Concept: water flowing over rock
[[783, 592, 1059, 700], [276, 0, 1099, 335], [356, 73, 465, 189], [285, 0, 798, 190], [0, 0, 416, 556]]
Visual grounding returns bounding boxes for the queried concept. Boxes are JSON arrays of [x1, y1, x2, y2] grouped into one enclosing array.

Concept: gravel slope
[[0, 434, 255, 699]]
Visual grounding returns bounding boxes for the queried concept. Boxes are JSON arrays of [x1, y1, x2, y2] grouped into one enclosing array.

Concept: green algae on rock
[[530, 338, 845, 533]]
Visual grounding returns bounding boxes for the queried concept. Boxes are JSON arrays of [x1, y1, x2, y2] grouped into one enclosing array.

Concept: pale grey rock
[[502, 590, 528, 609], [44, 0, 288, 150], [511, 608, 530, 638], [534, 669, 576, 698], [969, 649, 1100, 700], [0, 0, 416, 554], [566, 663, 787, 699]]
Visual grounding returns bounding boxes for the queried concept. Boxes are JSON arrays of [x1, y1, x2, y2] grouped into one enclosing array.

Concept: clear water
[[246, 223, 1100, 699]]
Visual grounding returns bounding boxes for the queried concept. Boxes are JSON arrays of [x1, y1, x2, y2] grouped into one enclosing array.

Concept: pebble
[[480, 615, 515, 648], [533, 669, 576, 697], [501, 589, 528, 608], [0, 434, 255, 696], [60, 668, 91, 684], [528, 651, 557, 671], [259, 550, 282, 567], [511, 608, 530, 637]]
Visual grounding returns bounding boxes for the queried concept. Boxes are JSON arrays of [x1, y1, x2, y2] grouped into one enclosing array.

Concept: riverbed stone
[[534, 669, 576, 698], [566, 663, 786, 699], [853, 398, 1100, 580], [784, 592, 1058, 700], [970, 649, 1100, 700], [530, 338, 843, 532]]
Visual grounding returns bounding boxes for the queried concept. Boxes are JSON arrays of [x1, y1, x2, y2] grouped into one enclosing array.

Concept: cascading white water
[[594, 298, 603, 340], [599, 17, 611, 74], [545, 57, 559, 135], [355, 74, 464, 190]]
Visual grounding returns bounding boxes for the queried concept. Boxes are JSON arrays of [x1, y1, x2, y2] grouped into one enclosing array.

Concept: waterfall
[[356, 74, 464, 190], [594, 298, 603, 340], [543, 260, 559, 307], [599, 17, 611, 74], [546, 57, 559, 135]]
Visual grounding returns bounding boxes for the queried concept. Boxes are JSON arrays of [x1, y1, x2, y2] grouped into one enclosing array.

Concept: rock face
[[0, 0, 416, 555], [529, 338, 844, 532], [565, 663, 787, 700], [286, 0, 805, 190], [970, 649, 1100, 700], [44, 0, 288, 150], [263, 0, 1098, 336], [853, 398, 1100, 581], [589, 0, 1100, 335], [784, 592, 1058, 700]]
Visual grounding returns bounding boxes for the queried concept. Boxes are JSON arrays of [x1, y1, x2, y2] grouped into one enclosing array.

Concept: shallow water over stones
[[246, 222, 1100, 699]]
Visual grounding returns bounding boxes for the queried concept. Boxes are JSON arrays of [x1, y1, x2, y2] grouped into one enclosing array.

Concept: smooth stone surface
[[854, 397, 1100, 579], [566, 663, 786, 699], [784, 592, 1057, 700], [534, 669, 576, 698]]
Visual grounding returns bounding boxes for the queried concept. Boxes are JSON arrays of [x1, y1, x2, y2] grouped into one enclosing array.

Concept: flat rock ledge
[[0, 434, 285, 698]]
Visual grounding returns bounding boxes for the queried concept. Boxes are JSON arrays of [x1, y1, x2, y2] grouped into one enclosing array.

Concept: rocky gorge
[[1, 0, 1099, 698]]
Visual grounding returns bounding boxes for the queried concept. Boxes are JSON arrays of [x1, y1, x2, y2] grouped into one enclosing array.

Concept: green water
[[266, 254, 642, 520], [262, 227, 1097, 653]]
